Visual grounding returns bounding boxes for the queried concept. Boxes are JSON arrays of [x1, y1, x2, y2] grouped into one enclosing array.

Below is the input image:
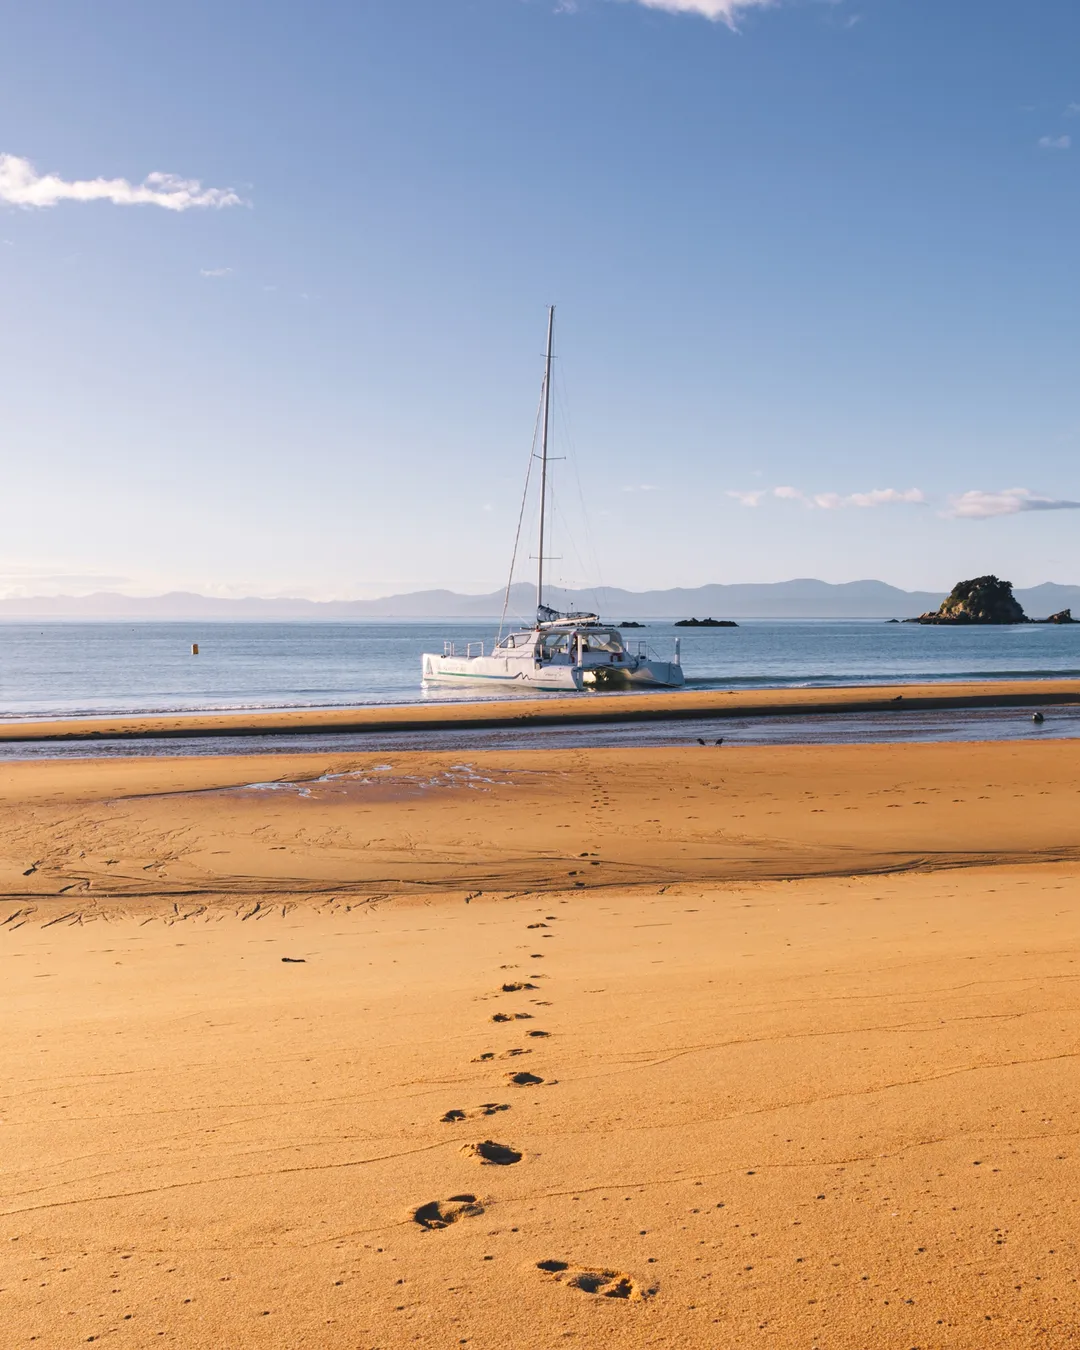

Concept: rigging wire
[[498, 382, 547, 642]]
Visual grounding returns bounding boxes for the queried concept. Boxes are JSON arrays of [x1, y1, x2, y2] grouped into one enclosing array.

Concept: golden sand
[[3, 739, 1080, 1347]]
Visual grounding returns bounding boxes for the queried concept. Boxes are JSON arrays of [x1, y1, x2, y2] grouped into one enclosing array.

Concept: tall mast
[[537, 305, 555, 615]]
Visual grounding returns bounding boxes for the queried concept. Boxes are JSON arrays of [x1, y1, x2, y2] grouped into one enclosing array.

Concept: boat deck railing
[[442, 640, 485, 659]]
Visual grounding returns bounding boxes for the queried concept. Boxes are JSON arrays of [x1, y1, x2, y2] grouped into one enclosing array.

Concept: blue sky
[[3, 0, 1080, 598]]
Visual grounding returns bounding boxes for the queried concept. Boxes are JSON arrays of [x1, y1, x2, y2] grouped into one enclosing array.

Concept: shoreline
[[4, 739, 1079, 900], [3, 676, 1080, 743]]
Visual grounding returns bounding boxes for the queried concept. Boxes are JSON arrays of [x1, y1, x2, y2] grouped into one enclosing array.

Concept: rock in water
[[1037, 609, 1078, 625], [913, 575, 1027, 625]]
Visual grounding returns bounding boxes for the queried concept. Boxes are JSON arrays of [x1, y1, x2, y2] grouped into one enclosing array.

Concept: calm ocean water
[[1, 619, 1078, 721]]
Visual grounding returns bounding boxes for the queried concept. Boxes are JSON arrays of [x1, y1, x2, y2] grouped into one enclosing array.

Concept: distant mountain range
[[2, 579, 1078, 620]]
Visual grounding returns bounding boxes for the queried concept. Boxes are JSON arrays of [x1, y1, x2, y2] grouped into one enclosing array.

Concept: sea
[[1, 618, 1078, 756]]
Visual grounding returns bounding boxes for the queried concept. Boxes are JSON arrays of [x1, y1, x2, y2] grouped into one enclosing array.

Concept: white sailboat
[[421, 308, 684, 693]]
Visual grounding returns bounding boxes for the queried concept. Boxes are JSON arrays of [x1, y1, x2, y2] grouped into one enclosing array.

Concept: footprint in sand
[[412, 1195, 484, 1230], [492, 1012, 533, 1022], [507, 1071, 544, 1086], [461, 1139, 522, 1166], [526, 1030, 551, 1038], [536, 1261, 651, 1300], [527, 923, 548, 929], [501, 982, 538, 993], [441, 1104, 510, 1123]]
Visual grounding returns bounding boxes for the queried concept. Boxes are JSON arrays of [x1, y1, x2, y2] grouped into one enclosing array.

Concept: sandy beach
[[4, 734, 1080, 1347]]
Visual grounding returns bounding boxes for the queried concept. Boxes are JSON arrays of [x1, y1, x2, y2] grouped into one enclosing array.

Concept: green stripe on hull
[[422, 668, 578, 691]]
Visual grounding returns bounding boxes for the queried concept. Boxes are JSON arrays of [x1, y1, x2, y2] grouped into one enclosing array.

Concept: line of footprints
[[411, 902, 652, 1302]]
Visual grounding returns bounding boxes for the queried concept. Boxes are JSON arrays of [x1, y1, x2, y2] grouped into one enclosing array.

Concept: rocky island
[[674, 617, 739, 628], [907, 575, 1078, 625]]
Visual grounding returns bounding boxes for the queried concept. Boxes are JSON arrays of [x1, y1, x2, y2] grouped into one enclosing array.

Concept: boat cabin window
[[496, 633, 532, 651], [580, 628, 625, 653], [540, 632, 572, 656]]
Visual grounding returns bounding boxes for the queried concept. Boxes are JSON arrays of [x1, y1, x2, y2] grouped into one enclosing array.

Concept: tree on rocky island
[[912, 575, 1027, 625]]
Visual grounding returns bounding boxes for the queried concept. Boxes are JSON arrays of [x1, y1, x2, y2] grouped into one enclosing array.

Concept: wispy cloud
[[0, 154, 245, 211], [727, 489, 767, 507], [1038, 134, 1071, 151], [625, 0, 775, 29], [0, 566, 131, 598], [733, 486, 925, 509], [200, 267, 233, 278], [944, 488, 1080, 519], [622, 483, 659, 492], [813, 487, 926, 509]]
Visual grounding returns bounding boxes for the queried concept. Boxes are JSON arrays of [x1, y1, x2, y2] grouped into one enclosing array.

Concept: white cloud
[[626, 0, 775, 28], [0, 153, 245, 211], [622, 483, 659, 492], [944, 488, 1080, 520], [761, 486, 926, 508], [1038, 135, 1071, 151], [819, 487, 925, 509], [727, 489, 766, 507], [200, 267, 233, 278]]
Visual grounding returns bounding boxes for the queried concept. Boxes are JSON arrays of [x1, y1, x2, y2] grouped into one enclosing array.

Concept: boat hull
[[421, 653, 684, 691]]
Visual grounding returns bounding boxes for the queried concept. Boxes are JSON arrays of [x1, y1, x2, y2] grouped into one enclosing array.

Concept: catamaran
[[421, 308, 684, 692]]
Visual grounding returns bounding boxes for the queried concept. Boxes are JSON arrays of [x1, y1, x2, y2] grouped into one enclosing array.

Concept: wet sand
[[2, 676, 1080, 743], [4, 741, 1080, 1347]]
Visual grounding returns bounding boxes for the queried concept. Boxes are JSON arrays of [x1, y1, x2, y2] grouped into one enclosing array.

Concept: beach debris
[[411, 1195, 484, 1230], [281, 956, 307, 963], [191, 643, 199, 655], [462, 1139, 522, 1166]]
